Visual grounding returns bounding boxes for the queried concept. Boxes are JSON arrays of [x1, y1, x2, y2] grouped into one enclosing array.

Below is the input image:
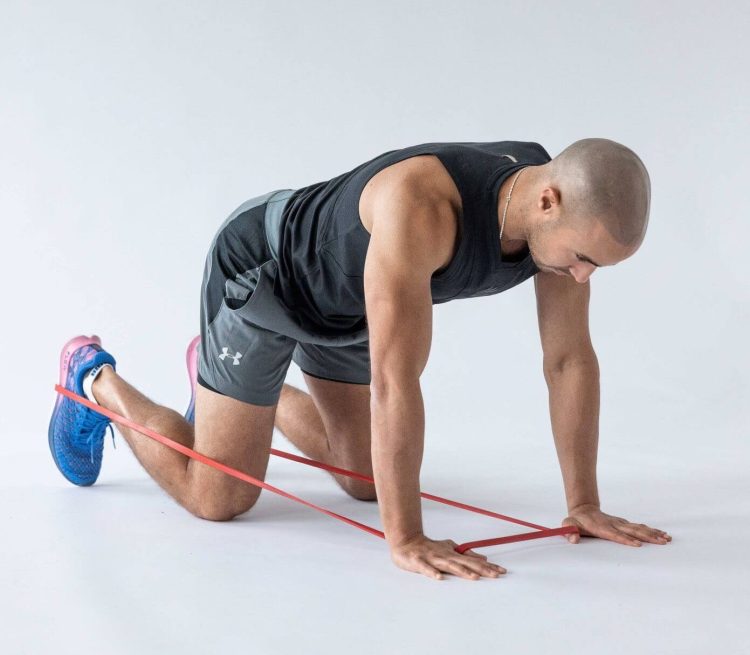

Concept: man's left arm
[[534, 271, 672, 547]]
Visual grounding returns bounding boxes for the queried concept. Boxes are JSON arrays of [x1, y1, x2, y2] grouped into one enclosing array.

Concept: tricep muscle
[[363, 183, 449, 390]]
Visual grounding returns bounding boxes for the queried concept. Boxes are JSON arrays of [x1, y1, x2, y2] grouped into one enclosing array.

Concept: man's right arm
[[363, 179, 505, 581]]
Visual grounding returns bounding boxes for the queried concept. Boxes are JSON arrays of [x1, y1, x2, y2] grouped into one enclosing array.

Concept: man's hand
[[390, 534, 507, 581], [562, 504, 672, 546]]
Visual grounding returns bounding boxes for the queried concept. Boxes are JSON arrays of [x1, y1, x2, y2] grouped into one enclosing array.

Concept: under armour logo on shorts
[[219, 347, 243, 365]]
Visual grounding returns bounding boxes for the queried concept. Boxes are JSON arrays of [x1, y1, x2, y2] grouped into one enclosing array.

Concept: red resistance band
[[55, 385, 578, 553]]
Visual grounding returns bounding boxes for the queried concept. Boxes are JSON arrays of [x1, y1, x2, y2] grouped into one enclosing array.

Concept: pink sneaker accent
[[55, 335, 101, 411], [184, 335, 200, 423], [186, 335, 200, 389]]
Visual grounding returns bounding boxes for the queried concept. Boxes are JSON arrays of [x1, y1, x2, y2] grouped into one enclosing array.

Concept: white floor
[[2, 403, 747, 655], [4, 1, 749, 652]]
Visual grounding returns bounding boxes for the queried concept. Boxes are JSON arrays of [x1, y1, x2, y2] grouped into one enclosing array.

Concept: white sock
[[82, 363, 113, 405]]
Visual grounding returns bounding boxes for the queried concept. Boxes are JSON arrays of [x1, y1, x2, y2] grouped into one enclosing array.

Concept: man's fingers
[[565, 515, 638, 545], [605, 526, 641, 546], [397, 540, 511, 581], [431, 557, 479, 580], [618, 522, 671, 544], [458, 555, 505, 578], [462, 550, 505, 574], [447, 561, 483, 580], [435, 555, 505, 580], [415, 558, 443, 580], [457, 548, 509, 574], [475, 562, 505, 577], [564, 510, 673, 548], [447, 545, 505, 575], [569, 515, 640, 545]]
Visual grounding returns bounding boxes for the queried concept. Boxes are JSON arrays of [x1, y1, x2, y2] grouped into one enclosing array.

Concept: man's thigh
[[301, 369, 375, 499], [188, 383, 277, 520], [294, 339, 372, 462], [193, 313, 296, 516]]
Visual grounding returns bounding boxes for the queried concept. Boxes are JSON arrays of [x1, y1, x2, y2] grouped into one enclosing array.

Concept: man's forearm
[[370, 379, 425, 547], [544, 356, 601, 511]]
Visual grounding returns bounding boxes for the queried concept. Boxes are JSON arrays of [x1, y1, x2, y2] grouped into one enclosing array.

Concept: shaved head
[[548, 138, 651, 248]]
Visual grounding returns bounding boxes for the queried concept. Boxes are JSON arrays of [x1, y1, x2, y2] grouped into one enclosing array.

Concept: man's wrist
[[567, 501, 601, 514], [387, 530, 425, 550]]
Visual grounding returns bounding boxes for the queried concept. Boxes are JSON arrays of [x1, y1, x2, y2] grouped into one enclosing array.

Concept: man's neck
[[497, 166, 534, 256]]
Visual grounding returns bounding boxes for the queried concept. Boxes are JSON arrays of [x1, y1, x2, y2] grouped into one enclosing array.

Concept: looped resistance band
[[55, 384, 578, 553]]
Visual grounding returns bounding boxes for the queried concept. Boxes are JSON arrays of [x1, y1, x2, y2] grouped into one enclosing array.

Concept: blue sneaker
[[48, 335, 117, 486], [184, 335, 200, 425]]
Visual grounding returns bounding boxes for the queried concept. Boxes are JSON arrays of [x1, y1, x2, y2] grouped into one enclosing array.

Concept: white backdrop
[[2, 1, 748, 653]]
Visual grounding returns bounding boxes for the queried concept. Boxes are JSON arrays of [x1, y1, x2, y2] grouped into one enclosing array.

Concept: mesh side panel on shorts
[[202, 204, 271, 329]]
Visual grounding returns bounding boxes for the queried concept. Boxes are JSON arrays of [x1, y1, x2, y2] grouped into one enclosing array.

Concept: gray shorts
[[197, 189, 371, 406]]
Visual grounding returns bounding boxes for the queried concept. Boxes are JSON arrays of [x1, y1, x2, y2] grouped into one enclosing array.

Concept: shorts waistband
[[264, 189, 295, 262]]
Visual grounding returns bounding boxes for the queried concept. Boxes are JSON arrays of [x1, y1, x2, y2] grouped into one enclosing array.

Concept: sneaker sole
[[47, 334, 102, 486]]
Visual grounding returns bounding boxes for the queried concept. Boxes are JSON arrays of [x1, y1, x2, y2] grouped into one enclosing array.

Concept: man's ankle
[[84, 363, 115, 405]]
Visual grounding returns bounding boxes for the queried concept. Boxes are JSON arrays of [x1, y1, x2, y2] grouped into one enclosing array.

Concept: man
[[48, 138, 672, 581]]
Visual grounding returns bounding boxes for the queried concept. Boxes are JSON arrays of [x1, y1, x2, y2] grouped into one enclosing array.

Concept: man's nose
[[569, 262, 596, 283]]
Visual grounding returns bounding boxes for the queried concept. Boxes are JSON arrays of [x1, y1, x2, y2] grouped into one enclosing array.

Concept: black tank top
[[273, 140, 551, 337]]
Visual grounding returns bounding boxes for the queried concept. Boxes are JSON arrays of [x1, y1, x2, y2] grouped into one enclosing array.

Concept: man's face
[[527, 218, 636, 284]]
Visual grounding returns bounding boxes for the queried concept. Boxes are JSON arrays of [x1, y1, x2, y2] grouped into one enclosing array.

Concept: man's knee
[[342, 478, 378, 502], [335, 454, 377, 501], [188, 488, 261, 522]]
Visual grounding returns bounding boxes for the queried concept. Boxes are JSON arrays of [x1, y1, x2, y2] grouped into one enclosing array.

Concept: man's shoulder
[[360, 154, 460, 232], [360, 156, 460, 276]]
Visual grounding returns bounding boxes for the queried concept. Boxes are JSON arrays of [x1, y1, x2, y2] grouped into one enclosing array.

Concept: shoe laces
[[71, 402, 117, 464]]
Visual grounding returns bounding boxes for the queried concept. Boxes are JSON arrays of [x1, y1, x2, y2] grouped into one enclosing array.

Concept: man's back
[[272, 140, 551, 336]]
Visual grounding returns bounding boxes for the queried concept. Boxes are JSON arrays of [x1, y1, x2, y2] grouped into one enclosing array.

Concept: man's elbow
[[370, 369, 421, 403], [542, 349, 599, 378]]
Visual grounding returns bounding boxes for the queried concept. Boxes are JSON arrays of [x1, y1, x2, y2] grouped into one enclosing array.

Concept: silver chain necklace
[[500, 166, 527, 244]]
